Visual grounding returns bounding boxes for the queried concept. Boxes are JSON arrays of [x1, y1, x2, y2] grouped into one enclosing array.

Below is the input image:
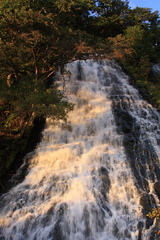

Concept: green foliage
[[147, 207, 160, 220], [4, 113, 17, 128], [109, 25, 144, 59], [127, 7, 159, 28], [147, 207, 160, 235], [0, 0, 91, 134], [89, 0, 130, 38]]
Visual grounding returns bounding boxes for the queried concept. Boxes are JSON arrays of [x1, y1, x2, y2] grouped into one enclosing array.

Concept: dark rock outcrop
[[154, 181, 160, 200], [0, 116, 46, 195]]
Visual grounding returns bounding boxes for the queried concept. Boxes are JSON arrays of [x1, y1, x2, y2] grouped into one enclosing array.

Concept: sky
[[129, 0, 160, 13]]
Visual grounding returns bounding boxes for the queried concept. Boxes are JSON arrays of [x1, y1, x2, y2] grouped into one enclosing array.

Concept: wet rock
[[155, 168, 160, 181], [149, 221, 160, 240], [139, 193, 156, 212], [147, 171, 155, 182], [137, 221, 144, 240], [99, 167, 110, 193], [123, 134, 135, 145], [139, 193, 156, 228], [157, 138, 160, 145], [154, 181, 160, 200], [137, 221, 144, 230], [99, 166, 109, 175], [113, 109, 134, 134]]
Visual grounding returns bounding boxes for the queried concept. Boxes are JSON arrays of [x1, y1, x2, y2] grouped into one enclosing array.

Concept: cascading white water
[[0, 60, 160, 240]]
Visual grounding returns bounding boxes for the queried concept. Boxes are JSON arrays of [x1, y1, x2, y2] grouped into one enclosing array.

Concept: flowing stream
[[0, 60, 160, 240]]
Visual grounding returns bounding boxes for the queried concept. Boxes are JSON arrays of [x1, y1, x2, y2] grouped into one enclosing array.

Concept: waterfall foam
[[0, 60, 159, 240]]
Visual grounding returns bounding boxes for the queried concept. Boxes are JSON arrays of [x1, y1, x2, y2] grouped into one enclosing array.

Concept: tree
[[0, 0, 98, 135], [89, 0, 130, 38], [0, 5, 71, 134]]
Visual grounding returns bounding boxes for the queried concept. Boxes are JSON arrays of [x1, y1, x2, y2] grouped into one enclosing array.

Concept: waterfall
[[0, 60, 160, 240]]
